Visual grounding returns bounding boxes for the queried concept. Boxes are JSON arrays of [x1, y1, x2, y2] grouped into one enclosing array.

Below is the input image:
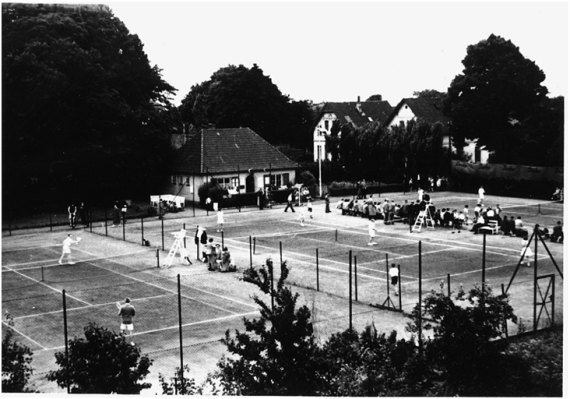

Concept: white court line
[[10, 294, 173, 320], [72, 247, 257, 312], [45, 310, 259, 350], [2, 265, 92, 306], [2, 321, 47, 350], [2, 244, 60, 252], [2, 250, 152, 272]]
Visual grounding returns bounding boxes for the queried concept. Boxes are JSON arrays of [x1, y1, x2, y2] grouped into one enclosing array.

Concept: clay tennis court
[[1, 191, 564, 392]]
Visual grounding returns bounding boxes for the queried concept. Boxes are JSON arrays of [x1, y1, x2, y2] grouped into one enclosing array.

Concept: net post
[[156, 248, 160, 268], [62, 289, 70, 394], [41, 266, 44, 282], [482, 232, 486, 308], [335, 229, 338, 242], [253, 237, 256, 255], [249, 236, 252, 269], [447, 273, 451, 297], [316, 248, 319, 292], [533, 224, 539, 332], [177, 274, 185, 394], [348, 250, 352, 331]]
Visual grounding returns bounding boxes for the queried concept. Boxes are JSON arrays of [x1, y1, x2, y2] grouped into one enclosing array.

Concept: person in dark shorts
[[118, 297, 136, 341]]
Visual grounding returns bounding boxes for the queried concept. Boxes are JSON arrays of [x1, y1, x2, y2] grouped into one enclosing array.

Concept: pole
[[279, 241, 283, 268], [183, 223, 187, 249], [206, 167, 209, 217], [156, 248, 160, 268], [316, 248, 320, 292], [221, 230, 224, 249], [237, 164, 241, 212], [354, 255, 358, 302], [533, 225, 538, 331], [192, 173, 196, 218], [270, 259, 275, 312], [62, 290, 70, 394], [161, 218, 164, 251], [385, 254, 389, 296], [447, 273, 451, 297], [249, 236, 252, 268], [177, 274, 185, 393], [349, 250, 353, 331], [398, 264, 402, 310], [482, 232, 486, 310], [41, 266, 44, 282], [418, 241, 423, 355], [253, 237, 256, 255], [318, 146, 322, 198], [335, 229, 338, 242]]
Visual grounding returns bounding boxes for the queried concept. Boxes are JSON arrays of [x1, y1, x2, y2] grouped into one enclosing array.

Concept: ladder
[[165, 229, 186, 268], [413, 210, 435, 232]]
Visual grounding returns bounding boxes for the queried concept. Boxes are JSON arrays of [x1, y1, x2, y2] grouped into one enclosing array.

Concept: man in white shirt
[[58, 233, 79, 265], [389, 264, 400, 296]]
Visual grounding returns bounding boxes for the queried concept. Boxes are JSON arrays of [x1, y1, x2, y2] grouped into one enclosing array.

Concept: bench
[[481, 220, 500, 235]]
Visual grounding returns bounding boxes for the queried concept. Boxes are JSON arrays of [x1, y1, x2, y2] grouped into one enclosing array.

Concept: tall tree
[[443, 34, 548, 161], [2, 3, 177, 207], [179, 64, 313, 146]]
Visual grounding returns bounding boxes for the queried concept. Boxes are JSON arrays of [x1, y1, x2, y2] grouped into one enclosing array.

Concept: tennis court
[[1, 191, 564, 392]]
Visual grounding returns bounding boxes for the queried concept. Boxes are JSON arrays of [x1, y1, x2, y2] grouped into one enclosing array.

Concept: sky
[[108, 1, 568, 107]]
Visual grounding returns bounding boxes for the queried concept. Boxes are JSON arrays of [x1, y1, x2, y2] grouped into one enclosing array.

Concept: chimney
[[356, 96, 362, 114]]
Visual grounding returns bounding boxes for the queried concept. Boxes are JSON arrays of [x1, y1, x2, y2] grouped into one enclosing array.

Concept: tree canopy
[[443, 34, 557, 165], [179, 64, 314, 147], [2, 3, 177, 207]]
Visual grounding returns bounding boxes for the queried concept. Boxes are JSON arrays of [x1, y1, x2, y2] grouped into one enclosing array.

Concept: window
[[264, 173, 289, 188], [185, 177, 190, 186], [179, 176, 184, 185], [324, 120, 329, 130], [171, 175, 176, 185], [212, 177, 236, 189]]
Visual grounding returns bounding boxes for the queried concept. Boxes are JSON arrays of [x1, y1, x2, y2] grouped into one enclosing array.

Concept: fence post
[[156, 248, 160, 268], [141, 217, 144, 246], [249, 236, 252, 268], [418, 241, 422, 355], [279, 242, 283, 267], [161, 218, 165, 251], [398, 264, 402, 311], [41, 266, 44, 282], [62, 289, 70, 394], [354, 255, 358, 302], [447, 273, 451, 297], [349, 250, 352, 331], [177, 274, 185, 394], [221, 230, 224, 249], [316, 248, 319, 292], [533, 225, 539, 332]]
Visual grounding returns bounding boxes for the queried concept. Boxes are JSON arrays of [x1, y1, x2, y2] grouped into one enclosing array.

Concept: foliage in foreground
[[160, 269, 562, 396], [2, 312, 35, 393], [47, 322, 152, 394]]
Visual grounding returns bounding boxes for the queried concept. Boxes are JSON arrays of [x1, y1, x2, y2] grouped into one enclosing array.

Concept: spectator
[[118, 298, 136, 341], [514, 216, 528, 237], [284, 191, 295, 213], [68, 203, 77, 228], [206, 238, 216, 271], [471, 214, 487, 234], [325, 194, 331, 213], [220, 247, 237, 272], [112, 200, 121, 226], [551, 221, 563, 243], [78, 202, 87, 227], [500, 216, 510, 235], [389, 264, 400, 296], [478, 185, 485, 203], [521, 237, 533, 267]]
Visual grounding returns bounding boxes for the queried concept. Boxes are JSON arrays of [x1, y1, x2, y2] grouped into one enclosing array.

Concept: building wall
[[389, 103, 416, 127], [313, 112, 336, 161]]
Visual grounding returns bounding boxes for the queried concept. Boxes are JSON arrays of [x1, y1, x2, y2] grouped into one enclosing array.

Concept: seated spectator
[[485, 207, 495, 223], [551, 221, 564, 243], [514, 216, 528, 237], [507, 216, 516, 236], [400, 200, 409, 223], [443, 208, 454, 227], [433, 209, 442, 226], [219, 247, 237, 272], [471, 214, 487, 234], [473, 204, 482, 219], [454, 211, 465, 230], [500, 216, 510, 235], [552, 187, 562, 201]]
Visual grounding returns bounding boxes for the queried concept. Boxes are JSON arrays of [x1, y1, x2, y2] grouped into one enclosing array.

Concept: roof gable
[[172, 128, 298, 174], [384, 97, 450, 127]]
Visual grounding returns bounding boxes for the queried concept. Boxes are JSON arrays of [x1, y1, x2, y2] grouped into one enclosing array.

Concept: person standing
[[521, 237, 533, 267], [78, 202, 87, 227], [68, 204, 77, 228], [258, 189, 265, 210], [194, 226, 208, 262], [206, 238, 216, 271], [118, 297, 136, 341], [368, 218, 377, 246], [284, 191, 295, 212], [112, 200, 121, 227], [389, 264, 400, 296], [217, 208, 225, 232], [58, 233, 80, 265], [478, 186, 485, 203], [325, 194, 331, 213]]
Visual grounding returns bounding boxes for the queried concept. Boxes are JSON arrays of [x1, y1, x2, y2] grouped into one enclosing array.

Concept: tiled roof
[[384, 97, 451, 127], [171, 128, 299, 174], [319, 101, 393, 127]]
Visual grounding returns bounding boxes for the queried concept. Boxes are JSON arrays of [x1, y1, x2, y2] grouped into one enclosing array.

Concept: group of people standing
[[194, 225, 235, 272], [68, 202, 88, 228]]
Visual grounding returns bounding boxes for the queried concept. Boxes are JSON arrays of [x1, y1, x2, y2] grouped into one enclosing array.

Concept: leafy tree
[[2, 312, 35, 393], [407, 283, 530, 396], [366, 94, 384, 101], [47, 322, 153, 394], [2, 3, 177, 207], [179, 64, 313, 146], [214, 258, 322, 395], [443, 34, 549, 162], [413, 89, 446, 101]]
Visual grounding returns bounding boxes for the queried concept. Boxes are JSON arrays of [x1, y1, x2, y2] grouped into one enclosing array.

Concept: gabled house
[[313, 96, 393, 161], [384, 97, 489, 163], [170, 128, 299, 203]]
